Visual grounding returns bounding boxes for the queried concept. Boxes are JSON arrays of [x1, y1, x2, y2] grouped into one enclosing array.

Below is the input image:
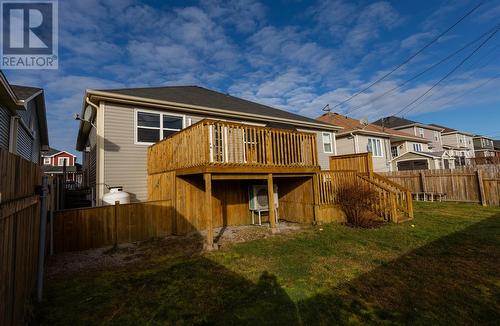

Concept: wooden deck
[[147, 119, 320, 176]]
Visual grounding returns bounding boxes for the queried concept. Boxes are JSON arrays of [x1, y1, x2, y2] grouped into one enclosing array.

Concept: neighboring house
[[472, 135, 496, 158], [373, 116, 445, 151], [75, 86, 341, 204], [317, 112, 452, 171], [494, 140, 500, 157], [0, 71, 49, 162], [429, 124, 475, 166], [41, 147, 81, 182]]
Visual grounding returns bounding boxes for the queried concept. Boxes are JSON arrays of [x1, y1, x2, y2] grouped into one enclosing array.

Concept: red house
[[41, 148, 80, 182]]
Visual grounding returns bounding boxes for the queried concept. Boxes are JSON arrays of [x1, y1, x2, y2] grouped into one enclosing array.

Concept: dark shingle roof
[[11, 85, 42, 100], [372, 116, 418, 128], [95, 85, 332, 127], [42, 147, 62, 156]]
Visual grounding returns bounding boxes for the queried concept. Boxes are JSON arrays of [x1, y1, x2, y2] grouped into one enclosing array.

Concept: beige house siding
[[356, 135, 391, 172], [98, 102, 334, 203], [336, 137, 355, 155]]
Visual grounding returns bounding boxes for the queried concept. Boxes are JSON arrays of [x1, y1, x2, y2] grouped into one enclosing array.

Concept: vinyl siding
[[102, 102, 335, 202], [16, 123, 33, 161], [357, 135, 391, 172], [335, 137, 356, 155], [0, 106, 10, 150]]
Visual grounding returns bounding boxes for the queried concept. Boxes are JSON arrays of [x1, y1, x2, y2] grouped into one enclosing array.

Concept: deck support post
[[204, 173, 216, 250], [312, 174, 320, 224], [267, 173, 278, 233]]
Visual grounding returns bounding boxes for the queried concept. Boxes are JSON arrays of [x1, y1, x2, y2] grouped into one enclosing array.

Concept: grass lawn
[[37, 202, 500, 325]]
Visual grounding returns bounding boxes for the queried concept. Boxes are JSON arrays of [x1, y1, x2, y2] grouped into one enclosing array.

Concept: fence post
[[36, 175, 48, 303], [114, 201, 119, 247], [419, 171, 426, 193], [476, 170, 487, 206], [406, 190, 414, 219]]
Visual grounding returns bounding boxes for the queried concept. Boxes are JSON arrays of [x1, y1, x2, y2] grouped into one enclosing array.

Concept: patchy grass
[[37, 202, 500, 325]]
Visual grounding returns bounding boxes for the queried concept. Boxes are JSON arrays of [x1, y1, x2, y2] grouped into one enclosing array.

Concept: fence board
[[0, 148, 41, 326], [53, 200, 175, 253], [380, 167, 500, 206]]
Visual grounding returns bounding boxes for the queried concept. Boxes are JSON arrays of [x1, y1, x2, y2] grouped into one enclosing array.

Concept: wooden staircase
[[324, 152, 414, 223]]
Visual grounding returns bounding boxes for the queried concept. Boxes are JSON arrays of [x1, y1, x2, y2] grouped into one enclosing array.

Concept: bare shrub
[[336, 181, 382, 228]]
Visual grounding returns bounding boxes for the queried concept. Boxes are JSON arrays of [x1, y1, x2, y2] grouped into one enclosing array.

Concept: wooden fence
[[0, 148, 42, 326], [379, 168, 500, 206], [329, 152, 373, 174], [53, 200, 175, 252]]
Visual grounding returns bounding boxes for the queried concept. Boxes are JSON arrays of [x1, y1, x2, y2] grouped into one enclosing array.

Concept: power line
[[330, 0, 486, 111], [438, 74, 500, 108], [346, 24, 498, 115], [393, 25, 500, 117]]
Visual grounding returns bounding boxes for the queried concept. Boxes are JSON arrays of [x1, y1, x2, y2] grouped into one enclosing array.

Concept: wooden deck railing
[[148, 119, 319, 174], [317, 170, 413, 222]]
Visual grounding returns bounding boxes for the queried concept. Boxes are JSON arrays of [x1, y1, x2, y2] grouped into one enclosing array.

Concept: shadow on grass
[[39, 213, 500, 325]]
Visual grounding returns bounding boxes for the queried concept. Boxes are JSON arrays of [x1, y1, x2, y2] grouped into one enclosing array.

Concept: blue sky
[[5, 0, 500, 159]]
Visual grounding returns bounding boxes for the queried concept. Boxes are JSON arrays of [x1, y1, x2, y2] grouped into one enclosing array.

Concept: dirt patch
[[45, 221, 306, 279]]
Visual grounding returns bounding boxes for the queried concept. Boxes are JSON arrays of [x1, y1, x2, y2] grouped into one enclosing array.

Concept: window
[[43, 157, 50, 165], [322, 132, 333, 153], [58, 157, 69, 166], [433, 131, 439, 141], [136, 110, 184, 144], [419, 128, 424, 138], [367, 138, 383, 157], [413, 143, 423, 152], [391, 145, 398, 158], [459, 136, 463, 144]]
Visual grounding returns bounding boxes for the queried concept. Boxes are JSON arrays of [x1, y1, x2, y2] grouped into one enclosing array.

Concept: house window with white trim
[[367, 138, 383, 157], [322, 132, 333, 153], [136, 110, 184, 144], [58, 157, 69, 166], [43, 157, 50, 165], [418, 128, 424, 138], [433, 131, 439, 141], [413, 143, 423, 152]]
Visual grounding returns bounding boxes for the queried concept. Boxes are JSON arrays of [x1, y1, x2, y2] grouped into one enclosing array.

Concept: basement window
[[136, 110, 184, 144]]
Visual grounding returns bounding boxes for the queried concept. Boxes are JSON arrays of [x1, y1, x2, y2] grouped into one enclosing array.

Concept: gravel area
[[45, 221, 306, 279]]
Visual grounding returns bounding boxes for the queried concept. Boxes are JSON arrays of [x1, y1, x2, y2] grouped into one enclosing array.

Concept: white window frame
[[43, 157, 51, 165], [413, 143, 423, 152], [322, 132, 333, 154], [433, 131, 439, 141], [419, 128, 425, 138], [134, 109, 186, 145], [367, 138, 383, 157], [58, 157, 69, 166]]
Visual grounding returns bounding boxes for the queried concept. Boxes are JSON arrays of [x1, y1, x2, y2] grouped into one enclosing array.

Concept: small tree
[[336, 181, 381, 228]]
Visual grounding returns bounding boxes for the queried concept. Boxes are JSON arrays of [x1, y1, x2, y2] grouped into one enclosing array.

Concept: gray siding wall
[[0, 106, 10, 150], [102, 102, 335, 202], [15, 102, 41, 163]]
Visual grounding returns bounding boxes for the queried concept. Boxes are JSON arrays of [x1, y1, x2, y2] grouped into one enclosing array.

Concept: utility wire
[[346, 24, 498, 115], [331, 0, 485, 111], [393, 24, 500, 117], [438, 73, 500, 108]]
